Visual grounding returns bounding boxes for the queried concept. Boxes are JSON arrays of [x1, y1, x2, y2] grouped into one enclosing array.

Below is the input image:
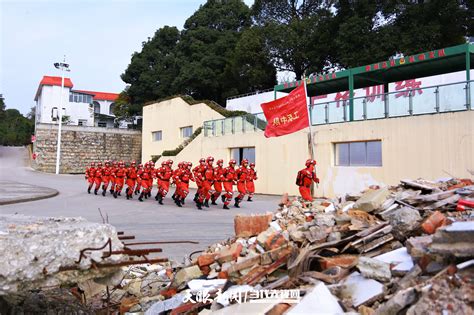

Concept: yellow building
[[141, 44, 474, 198]]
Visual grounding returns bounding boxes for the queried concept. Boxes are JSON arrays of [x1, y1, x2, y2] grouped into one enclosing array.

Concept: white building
[[34, 76, 120, 127]]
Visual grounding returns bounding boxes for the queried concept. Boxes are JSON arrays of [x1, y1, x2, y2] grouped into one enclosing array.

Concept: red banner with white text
[[260, 84, 309, 138]]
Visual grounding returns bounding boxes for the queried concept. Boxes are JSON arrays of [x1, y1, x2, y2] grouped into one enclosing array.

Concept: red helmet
[[305, 159, 316, 167], [98, 162, 103, 167], [138, 163, 143, 168], [217, 159, 223, 165], [113, 161, 117, 166], [250, 162, 255, 167], [131, 161, 136, 165], [90, 162, 95, 166], [167, 159, 173, 165], [161, 161, 166, 166], [187, 162, 192, 167], [229, 159, 236, 166], [206, 156, 214, 163], [199, 158, 205, 164], [241, 159, 249, 166]]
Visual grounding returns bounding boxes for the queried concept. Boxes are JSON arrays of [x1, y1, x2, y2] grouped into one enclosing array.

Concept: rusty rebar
[[75, 238, 112, 264], [123, 240, 199, 246], [118, 235, 136, 240], [103, 248, 163, 257]]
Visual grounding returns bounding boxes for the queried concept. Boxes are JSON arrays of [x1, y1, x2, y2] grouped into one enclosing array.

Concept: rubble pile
[[78, 177, 471, 314], [3, 178, 473, 314]]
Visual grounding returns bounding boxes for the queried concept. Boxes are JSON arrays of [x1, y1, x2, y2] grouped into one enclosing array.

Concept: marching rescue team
[[84, 157, 258, 210]]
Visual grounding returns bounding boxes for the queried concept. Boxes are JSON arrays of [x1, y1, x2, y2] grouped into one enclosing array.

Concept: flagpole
[[302, 75, 314, 160]]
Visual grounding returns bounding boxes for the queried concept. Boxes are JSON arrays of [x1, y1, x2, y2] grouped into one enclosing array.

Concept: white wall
[[36, 85, 93, 126], [226, 91, 288, 113]]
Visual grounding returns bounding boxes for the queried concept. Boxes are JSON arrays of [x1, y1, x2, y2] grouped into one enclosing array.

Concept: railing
[[204, 80, 472, 136], [203, 113, 268, 137], [311, 80, 472, 125]]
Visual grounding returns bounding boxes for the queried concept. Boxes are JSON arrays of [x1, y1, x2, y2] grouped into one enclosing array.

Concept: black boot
[[94, 189, 98, 195], [113, 191, 118, 199], [204, 200, 210, 208], [126, 194, 129, 200], [196, 201, 202, 210], [176, 198, 182, 207], [102, 189, 106, 197], [110, 189, 114, 194], [193, 193, 199, 202], [87, 187, 91, 194], [157, 195, 163, 205], [155, 193, 160, 201], [247, 197, 252, 202], [118, 191, 121, 196], [223, 204, 230, 210], [138, 192, 144, 202], [234, 197, 240, 208], [221, 195, 226, 203], [211, 195, 217, 205], [125, 188, 129, 195]]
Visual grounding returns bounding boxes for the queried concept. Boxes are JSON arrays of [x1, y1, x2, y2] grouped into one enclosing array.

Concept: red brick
[[234, 214, 273, 238], [319, 255, 358, 270], [217, 243, 243, 263], [197, 254, 215, 267], [218, 271, 228, 279], [421, 211, 448, 234]]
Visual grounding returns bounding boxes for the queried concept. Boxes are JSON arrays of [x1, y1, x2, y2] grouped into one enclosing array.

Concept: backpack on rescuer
[[296, 170, 305, 186]]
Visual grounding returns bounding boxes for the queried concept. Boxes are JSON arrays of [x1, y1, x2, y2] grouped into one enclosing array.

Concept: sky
[[1, 0, 254, 115]]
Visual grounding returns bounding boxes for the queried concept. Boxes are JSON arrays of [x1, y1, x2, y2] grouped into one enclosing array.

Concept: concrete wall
[[33, 123, 142, 173], [159, 110, 474, 197], [142, 97, 225, 162]]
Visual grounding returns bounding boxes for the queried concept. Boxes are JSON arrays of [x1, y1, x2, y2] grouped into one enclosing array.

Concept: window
[[93, 101, 101, 114], [230, 147, 255, 164], [78, 119, 87, 126], [98, 122, 107, 127], [152, 131, 162, 141], [180, 126, 193, 138], [335, 141, 382, 166], [109, 103, 115, 115]]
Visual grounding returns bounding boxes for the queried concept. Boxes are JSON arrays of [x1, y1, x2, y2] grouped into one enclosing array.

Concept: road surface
[[0, 146, 281, 261]]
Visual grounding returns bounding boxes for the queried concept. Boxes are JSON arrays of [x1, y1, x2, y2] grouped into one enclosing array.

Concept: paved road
[[0, 146, 281, 262]]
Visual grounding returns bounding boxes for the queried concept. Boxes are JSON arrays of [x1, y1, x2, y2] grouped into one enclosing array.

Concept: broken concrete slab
[[172, 266, 203, 288], [357, 257, 392, 282], [354, 187, 390, 212], [0, 214, 124, 296], [429, 221, 474, 258], [286, 282, 343, 314], [381, 207, 421, 240], [374, 287, 418, 315], [338, 272, 385, 307], [374, 247, 414, 273]]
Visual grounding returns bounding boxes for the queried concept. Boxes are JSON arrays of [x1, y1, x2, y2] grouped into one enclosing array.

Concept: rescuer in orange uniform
[[192, 158, 206, 203], [246, 162, 257, 201], [101, 161, 113, 197], [113, 161, 127, 198], [138, 163, 152, 202], [157, 160, 173, 205], [296, 159, 320, 201], [175, 162, 194, 207], [155, 161, 166, 201], [135, 163, 143, 195], [211, 159, 225, 205], [234, 159, 249, 208], [172, 162, 184, 203], [85, 162, 96, 194], [222, 159, 237, 209], [125, 161, 138, 200], [93, 162, 103, 195], [197, 156, 215, 209]]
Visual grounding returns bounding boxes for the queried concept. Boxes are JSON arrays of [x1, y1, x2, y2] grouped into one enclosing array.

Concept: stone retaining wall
[[33, 123, 141, 173]]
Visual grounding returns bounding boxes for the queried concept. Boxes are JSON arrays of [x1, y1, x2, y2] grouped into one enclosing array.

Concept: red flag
[[260, 84, 309, 138]]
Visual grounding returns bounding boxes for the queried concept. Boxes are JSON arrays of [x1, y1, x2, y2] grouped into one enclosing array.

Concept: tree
[[121, 26, 181, 105], [0, 105, 34, 146], [174, 0, 256, 104], [332, 0, 469, 68], [252, 0, 335, 78], [222, 27, 277, 98]]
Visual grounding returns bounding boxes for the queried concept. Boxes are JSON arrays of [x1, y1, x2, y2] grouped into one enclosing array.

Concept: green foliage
[[121, 0, 276, 109], [161, 127, 202, 156], [0, 102, 34, 146]]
